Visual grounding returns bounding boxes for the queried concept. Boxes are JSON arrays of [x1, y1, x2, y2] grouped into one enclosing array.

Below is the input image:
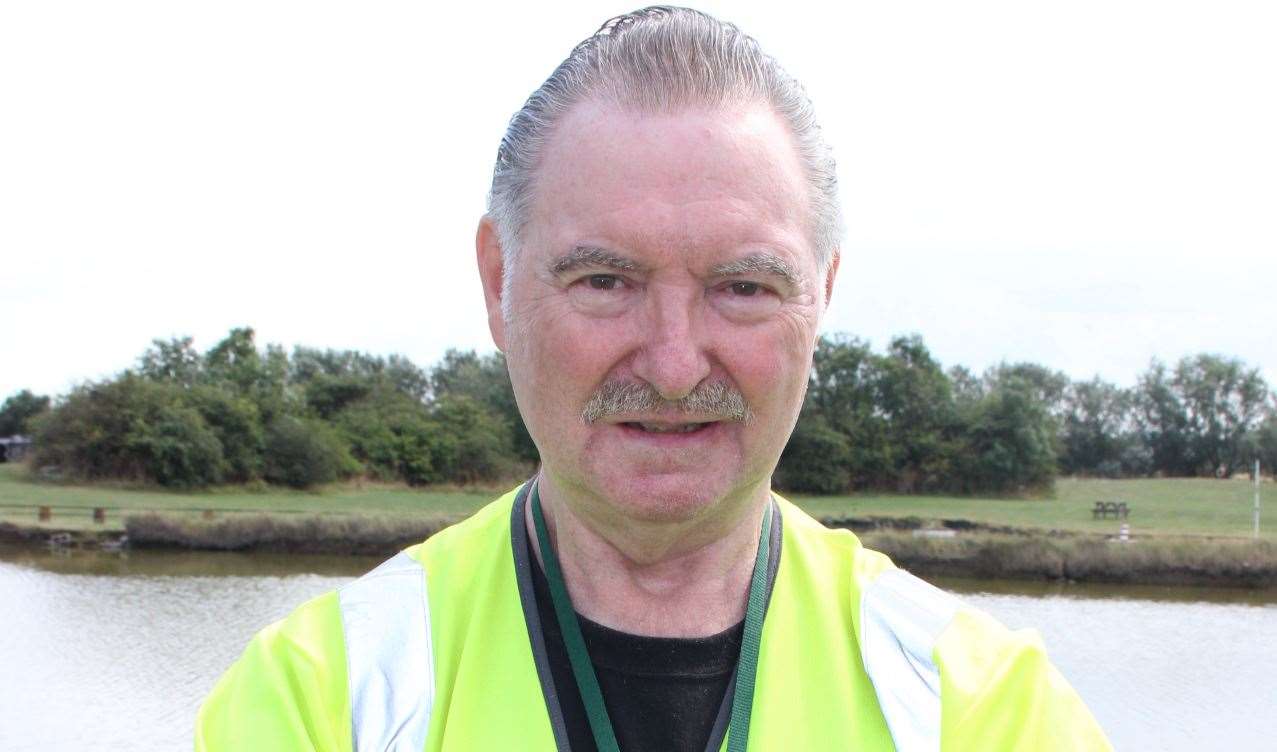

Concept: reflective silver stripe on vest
[[859, 569, 961, 752], [337, 551, 434, 752]]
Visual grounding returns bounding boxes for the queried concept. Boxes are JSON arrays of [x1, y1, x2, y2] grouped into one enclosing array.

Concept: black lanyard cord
[[529, 482, 772, 752]]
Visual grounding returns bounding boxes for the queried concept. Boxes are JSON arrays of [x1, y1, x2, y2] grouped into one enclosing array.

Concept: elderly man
[[198, 7, 1109, 751]]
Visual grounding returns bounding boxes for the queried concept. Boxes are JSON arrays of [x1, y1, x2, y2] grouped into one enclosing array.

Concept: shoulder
[[196, 485, 525, 752], [857, 566, 1110, 750], [196, 590, 351, 752], [931, 604, 1112, 750], [771, 494, 1110, 750], [772, 492, 895, 592], [410, 485, 521, 570]]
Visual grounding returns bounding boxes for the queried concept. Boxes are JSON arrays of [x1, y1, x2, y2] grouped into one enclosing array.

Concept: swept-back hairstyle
[[487, 5, 843, 312]]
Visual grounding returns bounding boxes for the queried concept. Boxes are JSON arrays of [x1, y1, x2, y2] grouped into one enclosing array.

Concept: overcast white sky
[[2, 0, 1274, 401]]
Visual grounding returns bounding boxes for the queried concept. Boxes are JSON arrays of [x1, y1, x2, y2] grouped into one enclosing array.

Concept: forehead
[[526, 101, 813, 266]]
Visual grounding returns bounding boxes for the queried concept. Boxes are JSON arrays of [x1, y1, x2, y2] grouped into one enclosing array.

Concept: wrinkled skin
[[477, 100, 838, 567]]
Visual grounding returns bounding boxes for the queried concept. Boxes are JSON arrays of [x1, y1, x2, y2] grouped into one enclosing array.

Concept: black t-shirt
[[529, 532, 744, 752]]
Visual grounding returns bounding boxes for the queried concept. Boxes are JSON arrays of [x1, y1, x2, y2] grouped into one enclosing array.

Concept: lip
[[602, 411, 727, 424], [608, 419, 727, 446]]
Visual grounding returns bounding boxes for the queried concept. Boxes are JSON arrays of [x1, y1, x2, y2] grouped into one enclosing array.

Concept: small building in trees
[[0, 435, 33, 463]]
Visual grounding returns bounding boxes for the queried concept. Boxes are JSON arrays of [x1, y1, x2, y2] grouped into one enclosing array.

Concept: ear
[[475, 216, 508, 352], [823, 249, 841, 308]]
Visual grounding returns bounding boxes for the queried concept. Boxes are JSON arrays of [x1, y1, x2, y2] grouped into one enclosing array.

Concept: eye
[[567, 272, 633, 317], [587, 274, 623, 291], [711, 279, 781, 321]]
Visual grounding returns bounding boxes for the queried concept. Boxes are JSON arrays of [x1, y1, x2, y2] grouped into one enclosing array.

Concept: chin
[[589, 469, 742, 524]]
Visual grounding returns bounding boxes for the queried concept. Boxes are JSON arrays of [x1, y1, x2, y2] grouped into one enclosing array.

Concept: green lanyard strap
[[529, 483, 773, 752]]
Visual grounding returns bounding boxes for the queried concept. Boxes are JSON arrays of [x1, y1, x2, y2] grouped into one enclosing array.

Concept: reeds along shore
[[859, 530, 1277, 588], [74, 512, 1277, 589], [123, 512, 456, 556]]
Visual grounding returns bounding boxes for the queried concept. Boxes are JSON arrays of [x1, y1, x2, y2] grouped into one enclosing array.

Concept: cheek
[[717, 323, 811, 418], [515, 308, 635, 429], [547, 313, 634, 379]]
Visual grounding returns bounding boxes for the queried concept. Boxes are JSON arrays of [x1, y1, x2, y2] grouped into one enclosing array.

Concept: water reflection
[[0, 547, 361, 752], [1, 546, 1275, 751], [1, 543, 381, 578], [934, 573, 1277, 606], [937, 574, 1277, 751]]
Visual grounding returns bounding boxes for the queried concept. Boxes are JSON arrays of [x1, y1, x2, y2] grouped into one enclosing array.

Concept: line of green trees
[[11, 328, 529, 489], [778, 334, 1276, 494], [3, 327, 1274, 493]]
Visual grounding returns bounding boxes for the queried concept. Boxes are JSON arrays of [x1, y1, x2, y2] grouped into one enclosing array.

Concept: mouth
[[620, 421, 716, 435]]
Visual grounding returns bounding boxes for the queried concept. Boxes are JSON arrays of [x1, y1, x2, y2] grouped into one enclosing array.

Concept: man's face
[[481, 101, 834, 523]]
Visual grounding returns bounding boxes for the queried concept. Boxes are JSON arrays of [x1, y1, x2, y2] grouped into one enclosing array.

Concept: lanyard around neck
[[529, 482, 773, 752]]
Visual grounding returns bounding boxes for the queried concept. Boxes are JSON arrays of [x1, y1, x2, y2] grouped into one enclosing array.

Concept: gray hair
[[487, 6, 843, 319]]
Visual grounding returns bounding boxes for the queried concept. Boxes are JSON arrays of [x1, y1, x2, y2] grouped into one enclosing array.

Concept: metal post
[[1255, 459, 1262, 540]]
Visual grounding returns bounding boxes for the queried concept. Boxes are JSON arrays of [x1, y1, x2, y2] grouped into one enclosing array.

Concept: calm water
[[1, 546, 1275, 751]]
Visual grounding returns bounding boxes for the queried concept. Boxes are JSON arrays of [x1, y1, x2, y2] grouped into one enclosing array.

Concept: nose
[[629, 284, 712, 401]]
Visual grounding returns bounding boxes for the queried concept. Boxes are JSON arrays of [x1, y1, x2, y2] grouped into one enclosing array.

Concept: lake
[[1, 546, 1274, 750]]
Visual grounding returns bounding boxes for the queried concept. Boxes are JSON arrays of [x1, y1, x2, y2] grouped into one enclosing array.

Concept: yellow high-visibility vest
[[197, 484, 1110, 751]]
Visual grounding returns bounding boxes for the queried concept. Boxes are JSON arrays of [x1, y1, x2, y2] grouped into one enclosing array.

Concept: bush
[[776, 415, 852, 494], [33, 375, 225, 486], [0, 389, 50, 436], [305, 374, 373, 420], [187, 385, 264, 482], [956, 380, 1057, 494], [336, 402, 402, 481], [263, 417, 357, 489], [394, 417, 444, 486], [127, 404, 225, 487], [336, 393, 445, 485], [428, 394, 515, 483], [430, 350, 538, 463]]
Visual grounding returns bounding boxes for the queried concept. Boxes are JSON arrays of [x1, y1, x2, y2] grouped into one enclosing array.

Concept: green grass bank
[[2, 464, 1272, 587]]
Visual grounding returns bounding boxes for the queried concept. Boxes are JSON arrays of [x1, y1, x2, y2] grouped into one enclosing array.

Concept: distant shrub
[[775, 415, 851, 494], [428, 394, 515, 484], [186, 385, 263, 482], [127, 403, 225, 488], [336, 401, 402, 481], [34, 375, 224, 487], [431, 349, 538, 463], [394, 416, 445, 486], [304, 374, 373, 420], [263, 417, 357, 489], [334, 390, 453, 486], [0, 389, 50, 436], [955, 379, 1057, 494]]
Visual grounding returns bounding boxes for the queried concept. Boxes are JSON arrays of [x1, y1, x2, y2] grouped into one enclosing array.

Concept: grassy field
[[1, 463, 1270, 540], [797, 475, 1272, 539], [0, 464, 492, 530]]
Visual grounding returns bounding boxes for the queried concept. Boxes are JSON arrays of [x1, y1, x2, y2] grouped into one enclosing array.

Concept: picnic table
[[1092, 501, 1130, 520]]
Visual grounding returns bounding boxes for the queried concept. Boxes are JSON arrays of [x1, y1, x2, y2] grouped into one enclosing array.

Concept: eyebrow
[[548, 246, 646, 276], [708, 253, 805, 289]]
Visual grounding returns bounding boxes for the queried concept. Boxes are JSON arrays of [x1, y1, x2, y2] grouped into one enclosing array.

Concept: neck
[[527, 473, 769, 638]]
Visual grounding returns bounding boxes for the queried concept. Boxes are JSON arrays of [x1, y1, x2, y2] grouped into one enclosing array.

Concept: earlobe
[[475, 217, 508, 351]]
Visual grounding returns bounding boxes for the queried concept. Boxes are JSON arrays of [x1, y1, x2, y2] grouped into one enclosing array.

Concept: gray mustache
[[581, 380, 754, 424]]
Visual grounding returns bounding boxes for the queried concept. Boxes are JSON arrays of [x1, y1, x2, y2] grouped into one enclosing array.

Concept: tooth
[[636, 422, 702, 433]]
